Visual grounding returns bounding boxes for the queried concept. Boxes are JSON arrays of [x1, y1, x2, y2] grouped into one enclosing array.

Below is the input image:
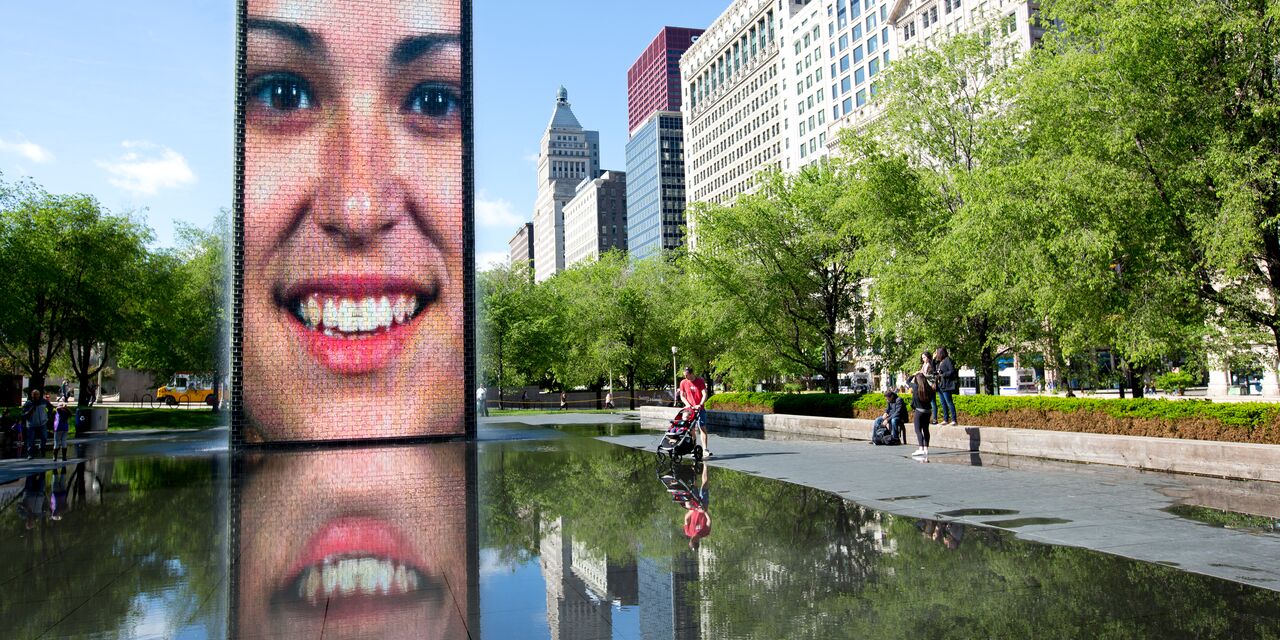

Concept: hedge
[[705, 392, 868, 418], [704, 392, 1280, 445]]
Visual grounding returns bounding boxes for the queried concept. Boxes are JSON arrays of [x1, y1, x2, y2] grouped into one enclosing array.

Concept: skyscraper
[[627, 27, 705, 136], [508, 222, 534, 273], [564, 170, 628, 268], [625, 27, 701, 261], [534, 87, 600, 282], [625, 111, 688, 260]]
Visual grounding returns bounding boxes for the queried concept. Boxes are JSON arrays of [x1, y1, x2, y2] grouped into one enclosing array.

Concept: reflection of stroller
[[656, 459, 705, 510], [656, 407, 703, 461]]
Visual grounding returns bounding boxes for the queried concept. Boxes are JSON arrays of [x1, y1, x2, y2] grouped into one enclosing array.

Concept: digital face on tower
[[240, 0, 469, 442]]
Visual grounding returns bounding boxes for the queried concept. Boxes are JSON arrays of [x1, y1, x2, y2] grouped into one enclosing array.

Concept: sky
[[0, 1, 727, 267]]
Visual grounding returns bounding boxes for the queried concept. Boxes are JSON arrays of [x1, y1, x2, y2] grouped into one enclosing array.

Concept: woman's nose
[[315, 97, 405, 250]]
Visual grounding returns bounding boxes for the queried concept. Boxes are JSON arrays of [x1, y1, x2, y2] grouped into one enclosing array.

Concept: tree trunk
[[627, 367, 637, 410], [979, 345, 996, 395], [594, 376, 604, 410], [823, 335, 839, 394], [1127, 361, 1144, 399], [1047, 333, 1074, 398]]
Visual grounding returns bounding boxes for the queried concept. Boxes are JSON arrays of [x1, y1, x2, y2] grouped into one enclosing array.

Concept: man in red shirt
[[678, 367, 710, 457]]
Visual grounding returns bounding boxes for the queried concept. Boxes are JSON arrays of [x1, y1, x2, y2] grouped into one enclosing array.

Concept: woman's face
[[236, 444, 470, 638], [242, 0, 465, 441]]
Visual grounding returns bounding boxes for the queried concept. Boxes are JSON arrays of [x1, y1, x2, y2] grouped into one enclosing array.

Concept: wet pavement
[[1, 418, 1279, 638]]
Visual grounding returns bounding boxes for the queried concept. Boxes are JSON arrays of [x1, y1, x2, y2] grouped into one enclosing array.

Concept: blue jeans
[[26, 424, 46, 457], [872, 416, 901, 443], [936, 391, 957, 423]]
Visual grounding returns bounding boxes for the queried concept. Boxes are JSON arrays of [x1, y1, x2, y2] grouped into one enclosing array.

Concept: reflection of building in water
[[862, 511, 897, 556], [571, 538, 639, 607], [638, 550, 701, 640], [539, 517, 613, 640]]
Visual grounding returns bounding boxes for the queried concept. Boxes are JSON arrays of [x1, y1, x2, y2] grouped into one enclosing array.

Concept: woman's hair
[[922, 351, 933, 362], [913, 373, 934, 405], [936, 346, 950, 361]]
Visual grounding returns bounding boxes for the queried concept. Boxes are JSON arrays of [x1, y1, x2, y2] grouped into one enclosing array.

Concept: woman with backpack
[[908, 372, 936, 458]]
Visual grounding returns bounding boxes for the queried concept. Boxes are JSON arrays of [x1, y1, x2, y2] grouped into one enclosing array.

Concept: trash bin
[[75, 408, 108, 436]]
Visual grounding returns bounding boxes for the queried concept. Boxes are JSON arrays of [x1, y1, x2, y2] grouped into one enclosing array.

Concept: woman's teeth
[[297, 557, 423, 604], [296, 294, 417, 335]]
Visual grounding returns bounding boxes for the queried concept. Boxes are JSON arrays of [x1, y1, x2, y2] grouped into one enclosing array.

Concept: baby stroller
[[656, 407, 703, 461]]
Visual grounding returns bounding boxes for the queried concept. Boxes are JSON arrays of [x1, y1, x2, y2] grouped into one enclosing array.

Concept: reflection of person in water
[[918, 519, 964, 550], [49, 467, 69, 521], [241, 0, 466, 441], [18, 472, 47, 530], [236, 444, 470, 638], [683, 464, 711, 549]]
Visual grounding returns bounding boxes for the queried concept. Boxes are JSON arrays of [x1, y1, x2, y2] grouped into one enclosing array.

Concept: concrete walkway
[[601, 428, 1280, 593]]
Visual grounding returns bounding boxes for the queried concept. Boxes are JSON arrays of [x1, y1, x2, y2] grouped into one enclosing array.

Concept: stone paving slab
[[599, 430, 1280, 592]]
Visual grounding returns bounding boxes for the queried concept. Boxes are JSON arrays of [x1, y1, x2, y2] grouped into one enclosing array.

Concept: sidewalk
[[600, 428, 1280, 593]]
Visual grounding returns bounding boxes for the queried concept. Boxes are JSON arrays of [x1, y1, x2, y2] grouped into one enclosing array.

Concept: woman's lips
[[275, 275, 436, 375], [276, 517, 443, 618]]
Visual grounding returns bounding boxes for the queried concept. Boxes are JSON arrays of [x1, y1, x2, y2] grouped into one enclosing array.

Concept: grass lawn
[[101, 408, 226, 431]]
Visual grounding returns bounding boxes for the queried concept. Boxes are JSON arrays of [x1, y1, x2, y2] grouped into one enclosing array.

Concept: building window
[[840, 54, 850, 71], [867, 36, 878, 54], [853, 45, 863, 63], [841, 76, 852, 93], [856, 88, 867, 106], [839, 34, 849, 50], [869, 57, 880, 76], [866, 13, 876, 30], [1002, 12, 1018, 35], [855, 66, 865, 84]]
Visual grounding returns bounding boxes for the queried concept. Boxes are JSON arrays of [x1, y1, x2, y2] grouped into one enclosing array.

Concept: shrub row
[[705, 392, 1280, 445], [704, 392, 867, 419]]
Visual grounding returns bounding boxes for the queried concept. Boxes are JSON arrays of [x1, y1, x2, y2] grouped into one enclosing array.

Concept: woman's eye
[[249, 73, 315, 112], [404, 84, 458, 118]]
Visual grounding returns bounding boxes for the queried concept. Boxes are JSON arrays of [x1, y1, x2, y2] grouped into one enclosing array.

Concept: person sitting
[[871, 390, 906, 445]]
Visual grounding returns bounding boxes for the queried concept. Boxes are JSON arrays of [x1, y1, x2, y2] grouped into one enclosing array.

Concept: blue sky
[[0, 2, 725, 266]]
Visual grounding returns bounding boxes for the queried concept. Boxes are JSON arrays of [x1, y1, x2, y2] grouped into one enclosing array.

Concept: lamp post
[[672, 346, 679, 407]]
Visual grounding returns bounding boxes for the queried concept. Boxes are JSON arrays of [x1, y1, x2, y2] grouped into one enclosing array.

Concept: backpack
[[873, 420, 900, 446]]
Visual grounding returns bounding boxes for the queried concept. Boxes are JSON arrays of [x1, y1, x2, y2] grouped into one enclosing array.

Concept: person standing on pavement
[[678, 367, 711, 457], [21, 389, 51, 460], [934, 347, 959, 426], [52, 403, 72, 461], [559, 390, 567, 410], [908, 372, 935, 458], [475, 387, 488, 417]]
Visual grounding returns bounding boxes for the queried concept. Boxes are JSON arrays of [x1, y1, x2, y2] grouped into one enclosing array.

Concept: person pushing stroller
[[678, 367, 711, 458]]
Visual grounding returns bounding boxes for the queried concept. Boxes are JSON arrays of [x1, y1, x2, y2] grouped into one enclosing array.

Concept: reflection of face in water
[[236, 444, 470, 638], [241, 0, 466, 441]]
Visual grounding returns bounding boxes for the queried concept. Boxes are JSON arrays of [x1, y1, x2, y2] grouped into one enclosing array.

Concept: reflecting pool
[[2, 423, 1280, 639]]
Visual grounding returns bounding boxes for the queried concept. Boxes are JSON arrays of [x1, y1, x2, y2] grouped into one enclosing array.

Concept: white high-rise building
[[533, 87, 600, 282], [680, 0, 784, 210], [781, 0, 837, 172]]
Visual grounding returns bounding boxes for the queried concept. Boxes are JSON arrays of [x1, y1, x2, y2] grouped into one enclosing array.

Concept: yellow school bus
[[156, 373, 218, 407]]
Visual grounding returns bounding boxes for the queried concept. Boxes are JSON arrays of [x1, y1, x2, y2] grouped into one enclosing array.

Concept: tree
[[855, 28, 1034, 393], [119, 215, 230, 402], [690, 163, 866, 394], [0, 187, 104, 391], [549, 252, 679, 408], [478, 261, 538, 407], [62, 208, 152, 405]]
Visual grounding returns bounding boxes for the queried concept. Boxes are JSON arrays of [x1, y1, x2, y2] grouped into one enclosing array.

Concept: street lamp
[[672, 346, 679, 407]]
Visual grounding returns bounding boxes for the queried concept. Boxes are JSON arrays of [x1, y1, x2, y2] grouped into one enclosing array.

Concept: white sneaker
[[911, 448, 925, 457]]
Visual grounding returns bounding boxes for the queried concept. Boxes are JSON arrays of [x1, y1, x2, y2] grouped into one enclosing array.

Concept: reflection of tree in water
[[481, 438, 1280, 638], [0, 457, 224, 638]]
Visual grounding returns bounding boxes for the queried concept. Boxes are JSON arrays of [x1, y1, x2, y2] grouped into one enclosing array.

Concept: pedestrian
[[21, 389, 51, 459], [934, 347, 959, 426], [908, 371, 935, 458], [87, 382, 98, 406], [559, 391, 567, 410], [60, 379, 71, 402], [870, 390, 906, 445], [521, 390, 528, 408], [605, 390, 614, 409], [475, 387, 488, 417], [678, 367, 711, 457], [52, 403, 72, 461]]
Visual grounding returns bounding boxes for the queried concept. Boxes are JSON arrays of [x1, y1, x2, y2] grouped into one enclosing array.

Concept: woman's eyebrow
[[246, 17, 318, 52], [390, 33, 460, 66]]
